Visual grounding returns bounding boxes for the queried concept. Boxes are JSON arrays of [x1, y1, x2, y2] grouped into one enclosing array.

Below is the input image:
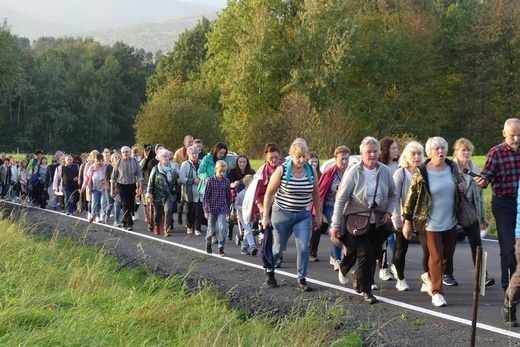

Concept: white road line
[[9, 202, 520, 340]]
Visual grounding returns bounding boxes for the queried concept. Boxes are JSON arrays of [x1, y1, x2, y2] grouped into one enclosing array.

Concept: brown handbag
[[346, 214, 371, 236], [345, 171, 379, 236]]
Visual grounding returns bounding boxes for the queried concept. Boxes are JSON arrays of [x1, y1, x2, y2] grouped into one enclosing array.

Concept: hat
[[51, 156, 57, 162]]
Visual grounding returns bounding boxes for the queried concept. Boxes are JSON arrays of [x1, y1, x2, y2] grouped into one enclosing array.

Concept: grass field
[[0, 215, 362, 346]]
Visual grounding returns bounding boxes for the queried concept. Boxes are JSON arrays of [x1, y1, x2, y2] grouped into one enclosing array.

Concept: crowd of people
[[3, 119, 520, 327]]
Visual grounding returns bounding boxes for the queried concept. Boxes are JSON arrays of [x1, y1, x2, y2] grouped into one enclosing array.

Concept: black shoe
[[502, 305, 519, 328], [251, 248, 258, 256], [363, 291, 378, 304], [177, 215, 183, 225], [350, 272, 361, 293], [127, 226, 133, 231], [298, 278, 312, 292], [205, 243, 212, 254], [264, 270, 278, 288], [485, 276, 495, 287], [219, 247, 226, 257]]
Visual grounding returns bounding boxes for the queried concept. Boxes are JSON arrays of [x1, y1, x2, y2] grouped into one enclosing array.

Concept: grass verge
[[0, 216, 363, 347]]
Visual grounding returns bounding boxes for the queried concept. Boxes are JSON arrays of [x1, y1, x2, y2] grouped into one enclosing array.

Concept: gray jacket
[[453, 158, 487, 226], [331, 161, 397, 229]]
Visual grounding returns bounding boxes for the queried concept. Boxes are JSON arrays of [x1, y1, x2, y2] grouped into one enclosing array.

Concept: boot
[[153, 226, 160, 235]]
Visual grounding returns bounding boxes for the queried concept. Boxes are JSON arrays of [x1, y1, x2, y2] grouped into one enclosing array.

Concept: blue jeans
[[206, 213, 227, 249], [271, 205, 312, 280], [91, 190, 103, 219], [104, 188, 121, 223], [492, 195, 517, 289], [324, 205, 342, 261], [63, 185, 77, 214]]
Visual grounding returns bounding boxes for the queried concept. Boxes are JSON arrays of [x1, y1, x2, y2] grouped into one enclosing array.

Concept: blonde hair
[[289, 142, 309, 157], [334, 145, 351, 158], [399, 141, 424, 169], [215, 160, 228, 170], [242, 174, 253, 186], [453, 138, 474, 154]]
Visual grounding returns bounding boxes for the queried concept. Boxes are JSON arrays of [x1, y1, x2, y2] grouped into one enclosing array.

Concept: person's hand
[[313, 216, 322, 230], [457, 183, 464, 192], [474, 176, 488, 189], [136, 187, 142, 196], [73, 177, 78, 181], [402, 223, 413, 240], [194, 177, 199, 185], [330, 225, 340, 239], [381, 212, 392, 224], [262, 215, 271, 228], [481, 220, 489, 230], [204, 212, 210, 219], [148, 197, 153, 204]]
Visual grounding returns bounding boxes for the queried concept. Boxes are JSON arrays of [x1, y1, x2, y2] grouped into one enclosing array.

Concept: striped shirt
[[480, 142, 520, 197], [274, 165, 314, 211], [111, 158, 144, 185]]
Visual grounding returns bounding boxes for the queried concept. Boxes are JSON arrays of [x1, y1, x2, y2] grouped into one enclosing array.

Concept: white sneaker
[[389, 264, 398, 280], [187, 228, 193, 235], [420, 272, 433, 296], [132, 213, 139, 221], [432, 293, 447, 307], [420, 283, 429, 293], [333, 259, 340, 272], [371, 284, 378, 291], [338, 270, 349, 285], [396, 279, 410, 291], [329, 256, 335, 266], [379, 268, 394, 281]]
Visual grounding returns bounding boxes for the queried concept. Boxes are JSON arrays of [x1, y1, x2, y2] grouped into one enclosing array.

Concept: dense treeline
[[137, 0, 520, 157], [0, 21, 155, 153]]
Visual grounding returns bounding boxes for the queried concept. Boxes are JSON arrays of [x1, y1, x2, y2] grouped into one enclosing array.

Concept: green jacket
[[403, 158, 463, 233], [146, 164, 178, 206]]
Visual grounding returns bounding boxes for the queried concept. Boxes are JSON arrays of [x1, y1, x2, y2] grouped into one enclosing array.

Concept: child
[[203, 160, 232, 256], [234, 174, 258, 256]]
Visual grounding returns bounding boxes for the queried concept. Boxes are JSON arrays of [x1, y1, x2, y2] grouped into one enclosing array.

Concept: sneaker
[[443, 274, 458, 286], [420, 283, 429, 293], [432, 293, 447, 307], [298, 278, 312, 292], [502, 305, 519, 328], [485, 276, 496, 287], [194, 230, 201, 236], [133, 213, 139, 221], [187, 228, 193, 235], [251, 248, 258, 256], [127, 226, 133, 231], [205, 243, 212, 254], [371, 284, 378, 291], [338, 270, 349, 285], [212, 236, 218, 244], [240, 248, 251, 255], [219, 247, 225, 257], [309, 256, 319, 262], [396, 279, 410, 291], [389, 264, 399, 280], [333, 259, 340, 272], [363, 292, 378, 304], [379, 268, 394, 281], [265, 270, 278, 288], [420, 272, 433, 296], [329, 256, 335, 266], [275, 256, 283, 268]]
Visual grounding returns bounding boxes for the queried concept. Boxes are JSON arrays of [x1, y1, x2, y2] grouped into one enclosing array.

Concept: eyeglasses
[[52, 160, 57, 163]]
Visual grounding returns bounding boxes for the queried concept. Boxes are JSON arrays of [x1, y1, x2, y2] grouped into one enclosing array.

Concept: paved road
[[8, 200, 520, 341]]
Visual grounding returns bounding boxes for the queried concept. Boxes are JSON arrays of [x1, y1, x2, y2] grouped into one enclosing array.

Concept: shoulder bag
[[346, 171, 379, 236]]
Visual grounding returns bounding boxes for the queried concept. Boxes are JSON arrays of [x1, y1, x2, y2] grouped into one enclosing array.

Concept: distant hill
[[77, 13, 218, 54], [1, 0, 221, 52]]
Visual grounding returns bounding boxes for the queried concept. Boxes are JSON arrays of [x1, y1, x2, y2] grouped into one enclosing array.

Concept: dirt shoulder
[[4, 204, 514, 347]]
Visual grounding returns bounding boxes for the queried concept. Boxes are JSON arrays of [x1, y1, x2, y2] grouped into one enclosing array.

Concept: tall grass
[[0, 216, 362, 346]]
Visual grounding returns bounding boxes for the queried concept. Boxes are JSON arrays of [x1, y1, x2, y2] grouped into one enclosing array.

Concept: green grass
[[0, 215, 363, 347]]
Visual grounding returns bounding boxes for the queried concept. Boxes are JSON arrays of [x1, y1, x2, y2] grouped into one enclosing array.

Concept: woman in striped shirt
[[262, 142, 322, 292]]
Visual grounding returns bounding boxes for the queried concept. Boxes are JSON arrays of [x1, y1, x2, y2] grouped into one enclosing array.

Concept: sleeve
[[330, 166, 357, 227], [203, 178, 212, 214], [146, 167, 156, 199], [178, 162, 192, 185], [198, 155, 211, 182], [392, 169, 405, 229], [403, 169, 422, 221], [235, 190, 245, 211]]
